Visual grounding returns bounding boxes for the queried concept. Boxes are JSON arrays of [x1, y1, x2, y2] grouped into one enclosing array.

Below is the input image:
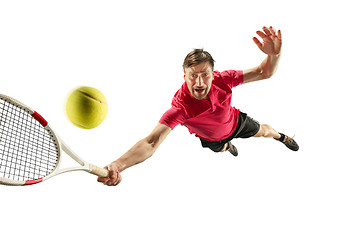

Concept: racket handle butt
[[89, 164, 109, 178]]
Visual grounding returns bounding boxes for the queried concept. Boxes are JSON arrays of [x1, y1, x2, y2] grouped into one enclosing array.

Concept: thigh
[[234, 113, 260, 139]]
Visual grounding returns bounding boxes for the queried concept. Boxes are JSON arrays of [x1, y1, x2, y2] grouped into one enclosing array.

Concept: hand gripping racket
[[0, 94, 109, 186]]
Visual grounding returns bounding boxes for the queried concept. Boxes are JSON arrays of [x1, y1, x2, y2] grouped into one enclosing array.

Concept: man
[[98, 26, 299, 186]]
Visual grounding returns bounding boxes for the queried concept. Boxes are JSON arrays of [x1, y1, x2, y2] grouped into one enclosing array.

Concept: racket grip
[[89, 164, 109, 178]]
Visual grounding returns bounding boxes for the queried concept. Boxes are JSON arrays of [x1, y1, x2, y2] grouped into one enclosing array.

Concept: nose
[[195, 75, 204, 86]]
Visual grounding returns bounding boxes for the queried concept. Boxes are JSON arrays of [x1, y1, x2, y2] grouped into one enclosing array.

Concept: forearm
[[113, 138, 157, 172], [260, 53, 281, 79], [98, 124, 171, 186], [243, 54, 281, 83]]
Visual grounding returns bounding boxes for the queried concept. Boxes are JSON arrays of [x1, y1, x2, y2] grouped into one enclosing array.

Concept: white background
[[1, 0, 359, 239]]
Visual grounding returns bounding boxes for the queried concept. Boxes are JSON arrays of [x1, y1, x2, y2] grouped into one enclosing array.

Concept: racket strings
[[0, 99, 59, 181], [0, 128, 58, 159]]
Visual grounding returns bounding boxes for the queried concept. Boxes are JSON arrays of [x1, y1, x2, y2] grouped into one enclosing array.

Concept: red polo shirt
[[159, 70, 244, 141]]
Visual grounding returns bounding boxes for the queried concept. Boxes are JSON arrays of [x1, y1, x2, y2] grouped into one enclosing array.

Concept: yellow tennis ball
[[66, 86, 108, 129]]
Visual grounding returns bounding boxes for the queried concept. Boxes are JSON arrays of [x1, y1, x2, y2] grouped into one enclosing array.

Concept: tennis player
[[98, 26, 299, 186]]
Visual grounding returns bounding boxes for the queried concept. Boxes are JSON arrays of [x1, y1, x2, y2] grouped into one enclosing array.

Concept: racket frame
[[0, 94, 108, 186]]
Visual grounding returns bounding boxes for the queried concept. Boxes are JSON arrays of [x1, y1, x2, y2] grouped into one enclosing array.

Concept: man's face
[[184, 61, 214, 100]]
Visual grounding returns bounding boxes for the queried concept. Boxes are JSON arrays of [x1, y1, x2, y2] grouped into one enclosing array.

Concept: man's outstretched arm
[[98, 123, 172, 186], [243, 26, 282, 84]]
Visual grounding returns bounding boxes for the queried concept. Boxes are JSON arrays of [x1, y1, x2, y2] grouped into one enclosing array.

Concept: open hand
[[253, 26, 282, 55]]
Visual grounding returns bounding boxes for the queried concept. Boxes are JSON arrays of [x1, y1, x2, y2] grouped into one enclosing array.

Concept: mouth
[[194, 88, 205, 94]]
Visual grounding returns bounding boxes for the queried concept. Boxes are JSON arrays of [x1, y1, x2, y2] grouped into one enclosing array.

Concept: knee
[[255, 124, 271, 137]]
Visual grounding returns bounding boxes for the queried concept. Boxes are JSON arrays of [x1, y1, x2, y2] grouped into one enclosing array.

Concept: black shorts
[[200, 111, 260, 152]]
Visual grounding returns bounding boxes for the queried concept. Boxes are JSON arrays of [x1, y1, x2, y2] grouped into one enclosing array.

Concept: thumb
[[253, 37, 263, 51], [106, 164, 119, 179], [97, 165, 115, 182]]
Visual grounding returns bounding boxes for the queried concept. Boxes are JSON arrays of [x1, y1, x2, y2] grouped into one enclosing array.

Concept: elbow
[[259, 65, 277, 79], [146, 137, 158, 149], [259, 65, 275, 79], [144, 136, 159, 155], [261, 71, 274, 79], [253, 65, 273, 81]]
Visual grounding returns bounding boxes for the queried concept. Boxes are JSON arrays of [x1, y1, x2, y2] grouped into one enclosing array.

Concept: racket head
[[0, 94, 61, 186]]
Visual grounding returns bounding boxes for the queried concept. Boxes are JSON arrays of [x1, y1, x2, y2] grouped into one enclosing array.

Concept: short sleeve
[[159, 107, 186, 129], [218, 70, 244, 89]]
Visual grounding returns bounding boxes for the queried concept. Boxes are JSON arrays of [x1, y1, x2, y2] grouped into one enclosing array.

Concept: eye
[[191, 74, 196, 78], [203, 73, 208, 77]]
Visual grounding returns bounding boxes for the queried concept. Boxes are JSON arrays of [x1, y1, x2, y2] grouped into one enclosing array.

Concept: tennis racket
[[0, 93, 109, 186]]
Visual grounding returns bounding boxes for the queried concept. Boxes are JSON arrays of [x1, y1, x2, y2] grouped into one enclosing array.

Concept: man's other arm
[[243, 26, 282, 84]]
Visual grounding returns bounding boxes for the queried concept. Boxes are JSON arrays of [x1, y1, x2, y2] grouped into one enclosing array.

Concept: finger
[[107, 176, 121, 186], [253, 37, 263, 49], [110, 172, 120, 185], [256, 30, 266, 39], [262, 26, 272, 37], [104, 169, 120, 185], [113, 173, 122, 186], [97, 176, 106, 183], [97, 165, 116, 183], [102, 177, 114, 186], [269, 26, 276, 36], [106, 165, 118, 179], [277, 29, 282, 39], [110, 170, 118, 179]]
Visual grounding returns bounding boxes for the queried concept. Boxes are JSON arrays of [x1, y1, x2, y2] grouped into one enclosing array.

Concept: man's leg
[[253, 124, 281, 139], [254, 124, 299, 151], [220, 142, 238, 156]]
